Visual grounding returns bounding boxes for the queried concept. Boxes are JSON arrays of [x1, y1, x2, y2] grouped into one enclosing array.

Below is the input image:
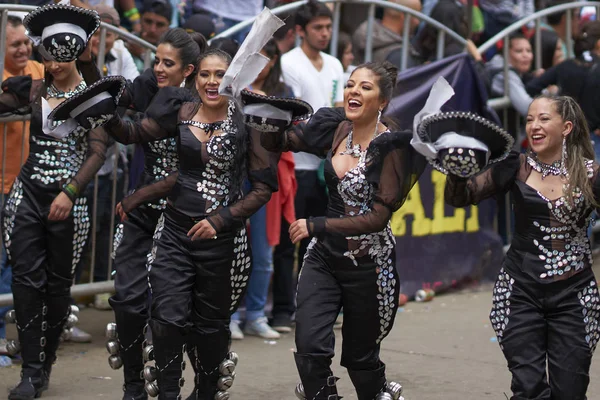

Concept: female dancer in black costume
[[87, 49, 279, 399], [105, 28, 206, 400], [0, 5, 108, 399], [445, 95, 600, 399], [260, 61, 426, 400]]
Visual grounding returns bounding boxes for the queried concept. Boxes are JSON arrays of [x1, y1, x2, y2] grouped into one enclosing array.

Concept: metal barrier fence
[[0, 5, 157, 306], [212, 0, 468, 71]]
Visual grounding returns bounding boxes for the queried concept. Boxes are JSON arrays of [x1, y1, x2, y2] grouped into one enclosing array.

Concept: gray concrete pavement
[[1, 282, 599, 399]]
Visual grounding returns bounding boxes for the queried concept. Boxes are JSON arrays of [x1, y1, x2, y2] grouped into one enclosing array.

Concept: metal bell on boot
[[70, 305, 80, 317], [219, 359, 236, 375], [145, 381, 159, 397], [4, 309, 16, 324], [227, 351, 239, 366], [294, 383, 306, 399], [106, 340, 119, 356], [143, 365, 157, 382], [217, 375, 234, 391], [108, 355, 123, 369], [6, 339, 20, 356], [214, 391, 230, 400], [65, 313, 78, 329], [105, 322, 117, 339], [61, 328, 72, 341], [387, 381, 403, 400], [142, 345, 154, 362]]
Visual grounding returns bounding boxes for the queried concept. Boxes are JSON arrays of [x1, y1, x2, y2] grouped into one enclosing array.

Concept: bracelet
[[63, 183, 79, 201], [123, 7, 139, 18], [128, 13, 141, 22]]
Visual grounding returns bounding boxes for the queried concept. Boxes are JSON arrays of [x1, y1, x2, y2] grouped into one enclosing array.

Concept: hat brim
[[49, 76, 126, 121], [240, 90, 313, 121], [244, 114, 290, 133], [418, 111, 514, 172], [24, 4, 100, 42]]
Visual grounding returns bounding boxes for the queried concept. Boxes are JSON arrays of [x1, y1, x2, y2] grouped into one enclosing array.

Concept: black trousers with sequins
[[2, 177, 90, 376], [490, 266, 600, 400], [147, 206, 251, 399], [108, 205, 162, 394], [294, 238, 399, 400]]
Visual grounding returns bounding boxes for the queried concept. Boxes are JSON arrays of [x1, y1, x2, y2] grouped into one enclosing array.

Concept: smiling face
[[5, 24, 32, 75], [526, 97, 573, 161], [42, 58, 77, 83], [196, 54, 229, 109], [344, 67, 386, 123], [509, 37, 533, 74], [154, 43, 194, 88]]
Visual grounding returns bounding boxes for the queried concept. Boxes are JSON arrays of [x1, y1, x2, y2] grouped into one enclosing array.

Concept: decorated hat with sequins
[[241, 90, 313, 132], [48, 75, 126, 130], [24, 1, 100, 63], [417, 111, 514, 178]]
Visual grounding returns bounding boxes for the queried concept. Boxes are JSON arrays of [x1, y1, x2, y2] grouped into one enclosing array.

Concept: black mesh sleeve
[[308, 130, 427, 236], [260, 107, 346, 156], [445, 150, 522, 207], [120, 173, 178, 213], [64, 127, 112, 199], [104, 86, 194, 144], [207, 128, 279, 233]]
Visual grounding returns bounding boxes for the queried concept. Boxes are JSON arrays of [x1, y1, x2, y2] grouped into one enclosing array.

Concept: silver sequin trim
[[147, 213, 165, 294], [533, 187, 592, 279], [578, 280, 600, 353], [147, 138, 178, 210], [30, 126, 87, 185], [2, 178, 23, 260], [71, 197, 90, 275], [112, 223, 124, 260], [490, 268, 514, 349], [229, 228, 250, 312]]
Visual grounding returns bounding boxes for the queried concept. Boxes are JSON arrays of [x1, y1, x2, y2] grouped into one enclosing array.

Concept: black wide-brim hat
[[49, 76, 126, 129], [240, 89, 313, 132], [24, 3, 100, 62], [417, 111, 514, 177]]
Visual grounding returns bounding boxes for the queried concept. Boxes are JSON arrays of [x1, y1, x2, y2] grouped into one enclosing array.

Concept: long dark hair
[[159, 28, 207, 89], [197, 49, 248, 197], [534, 94, 597, 207], [260, 39, 287, 97], [574, 21, 600, 59]]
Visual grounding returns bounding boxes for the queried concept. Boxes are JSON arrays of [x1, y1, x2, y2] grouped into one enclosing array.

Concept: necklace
[[340, 123, 383, 159], [46, 81, 87, 99], [526, 151, 565, 179], [183, 120, 225, 137]]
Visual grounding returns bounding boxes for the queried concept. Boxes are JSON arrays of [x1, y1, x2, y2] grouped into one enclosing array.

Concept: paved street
[[1, 281, 599, 399]]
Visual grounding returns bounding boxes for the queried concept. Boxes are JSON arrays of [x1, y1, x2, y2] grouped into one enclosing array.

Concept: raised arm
[[307, 130, 427, 236], [104, 86, 192, 144], [525, 65, 559, 97], [120, 172, 178, 213], [206, 128, 279, 233], [62, 127, 112, 201], [445, 150, 522, 207], [260, 107, 346, 156]]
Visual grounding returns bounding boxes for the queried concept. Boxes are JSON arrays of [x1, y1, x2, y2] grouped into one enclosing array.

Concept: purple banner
[[388, 54, 504, 298]]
